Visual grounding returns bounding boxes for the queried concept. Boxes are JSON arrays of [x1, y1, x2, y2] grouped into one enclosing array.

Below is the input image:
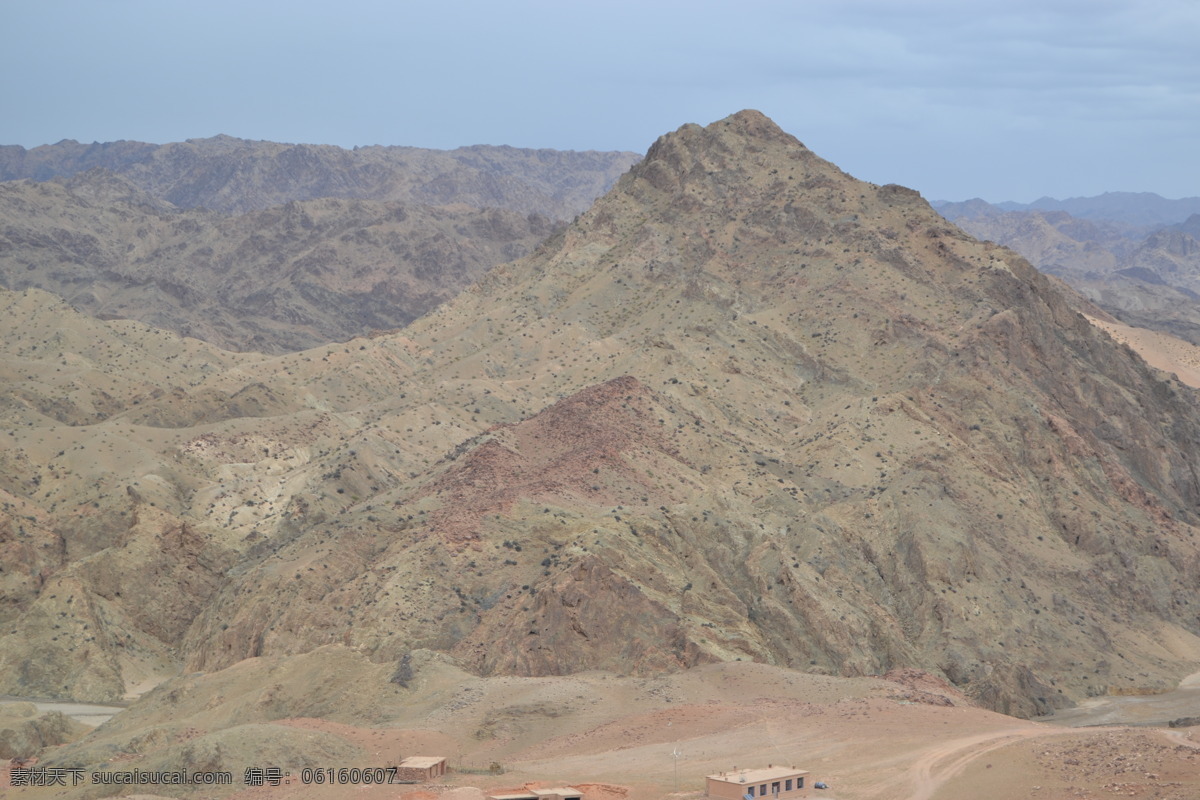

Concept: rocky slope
[[4, 112, 1200, 727]]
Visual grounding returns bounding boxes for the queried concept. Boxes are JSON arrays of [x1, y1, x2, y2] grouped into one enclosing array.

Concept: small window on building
[[759, 785, 767, 796], [785, 780, 792, 791], [797, 777, 804, 788]]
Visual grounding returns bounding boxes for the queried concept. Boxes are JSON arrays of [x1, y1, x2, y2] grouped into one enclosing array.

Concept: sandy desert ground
[[4, 662, 1199, 800], [1086, 315, 1200, 389]]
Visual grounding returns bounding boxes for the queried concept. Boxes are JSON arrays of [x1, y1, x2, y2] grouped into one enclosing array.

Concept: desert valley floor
[[4, 659, 1200, 800]]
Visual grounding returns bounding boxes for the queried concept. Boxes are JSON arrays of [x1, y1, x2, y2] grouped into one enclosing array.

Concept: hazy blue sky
[[2, 0, 1196, 202]]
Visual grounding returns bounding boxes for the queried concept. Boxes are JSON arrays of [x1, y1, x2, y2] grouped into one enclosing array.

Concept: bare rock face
[[0, 505, 237, 702], [416, 376, 687, 543], [7, 111, 1200, 721]]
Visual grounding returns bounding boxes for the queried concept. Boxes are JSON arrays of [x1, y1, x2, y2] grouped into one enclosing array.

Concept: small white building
[[706, 765, 811, 799], [486, 788, 583, 800]]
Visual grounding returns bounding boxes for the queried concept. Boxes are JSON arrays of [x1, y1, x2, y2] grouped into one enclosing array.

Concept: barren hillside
[[5, 112, 1200, 797], [0, 171, 557, 352]]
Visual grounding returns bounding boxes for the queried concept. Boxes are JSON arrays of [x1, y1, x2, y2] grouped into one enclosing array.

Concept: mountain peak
[[715, 108, 790, 137], [612, 109, 848, 211], [387, 112, 1200, 714], [644, 109, 801, 159]]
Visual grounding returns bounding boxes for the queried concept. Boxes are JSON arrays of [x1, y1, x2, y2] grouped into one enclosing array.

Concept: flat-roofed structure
[[534, 788, 584, 800], [395, 756, 448, 781], [706, 765, 810, 799], [486, 787, 583, 800]]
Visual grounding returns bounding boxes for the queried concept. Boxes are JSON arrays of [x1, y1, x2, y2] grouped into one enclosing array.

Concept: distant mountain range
[[0, 170, 558, 353], [936, 192, 1200, 229], [936, 195, 1200, 344], [0, 138, 640, 352], [0, 135, 641, 220]]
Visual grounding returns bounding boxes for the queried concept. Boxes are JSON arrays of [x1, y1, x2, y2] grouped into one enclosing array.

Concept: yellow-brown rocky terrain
[[4, 111, 1200, 797]]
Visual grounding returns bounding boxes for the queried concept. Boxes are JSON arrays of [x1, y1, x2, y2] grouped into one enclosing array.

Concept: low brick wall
[[394, 766, 434, 782]]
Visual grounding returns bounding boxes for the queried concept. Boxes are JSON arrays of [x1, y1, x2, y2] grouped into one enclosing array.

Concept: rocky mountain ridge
[[0, 136, 641, 219], [938, 192, 1200, 228]]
